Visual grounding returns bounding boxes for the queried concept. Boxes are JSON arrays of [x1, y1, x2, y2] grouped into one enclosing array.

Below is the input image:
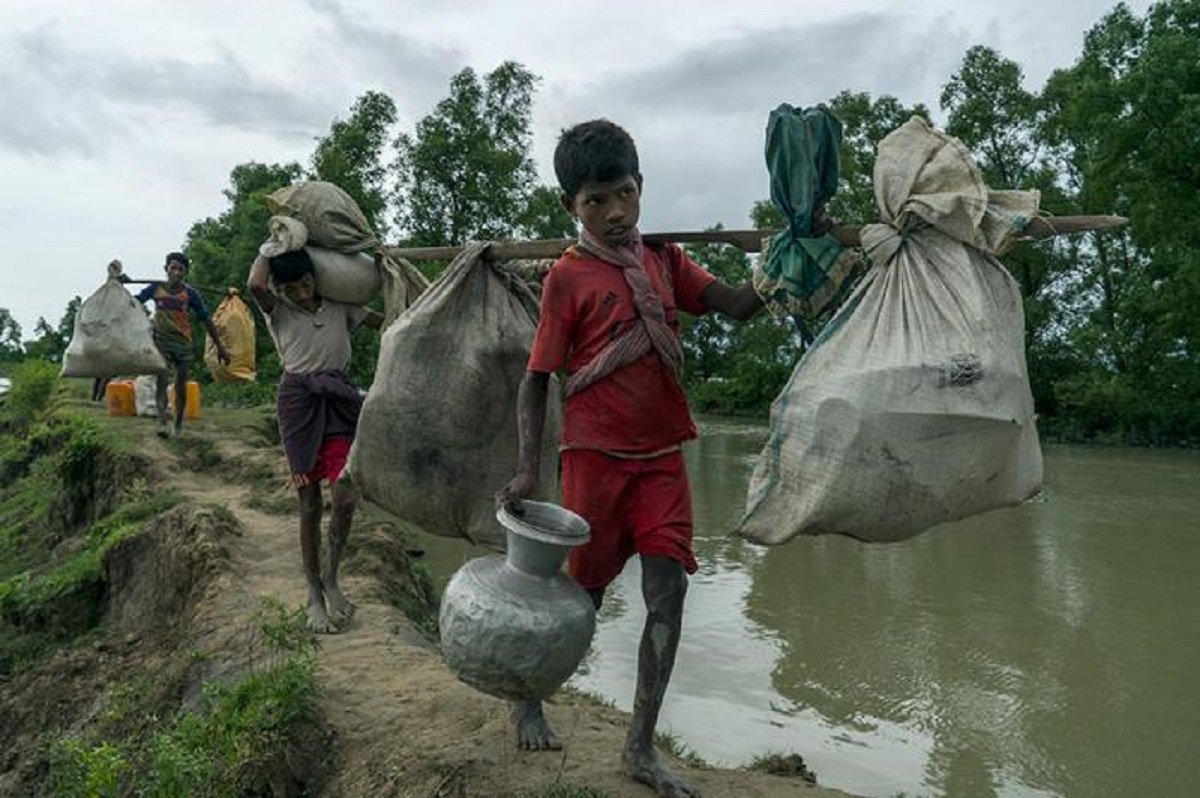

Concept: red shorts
[[563, 449, 697, 591], [301, 436, 352, 485]]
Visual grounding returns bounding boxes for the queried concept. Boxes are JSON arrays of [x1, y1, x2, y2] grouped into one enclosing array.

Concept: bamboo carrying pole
[[386, 215, 1127, 262], [120, 279, 226, 295]]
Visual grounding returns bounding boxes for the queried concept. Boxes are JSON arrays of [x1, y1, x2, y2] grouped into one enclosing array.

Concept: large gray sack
[[264, 181, 376, 253], [263, 184, 429, 327], [306, 247, 380, 306], [346, 242, 561, 549], [736, 117, 1043, 544], [61, 278, 168, 378]]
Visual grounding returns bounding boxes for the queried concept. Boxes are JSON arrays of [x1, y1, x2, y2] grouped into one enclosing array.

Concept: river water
[[420, 418, 1200, 797]]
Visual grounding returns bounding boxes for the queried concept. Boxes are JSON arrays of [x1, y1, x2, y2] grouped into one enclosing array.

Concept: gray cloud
[[578, 12, 949, 118], [301, 0, 467, 118], [0, 27, 125, 156], [539, 12, 967, 229], [0, 25, 330, 156]]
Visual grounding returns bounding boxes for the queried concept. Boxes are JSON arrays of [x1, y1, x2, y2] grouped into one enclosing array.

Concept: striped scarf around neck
[[563, 227, 685, 398]]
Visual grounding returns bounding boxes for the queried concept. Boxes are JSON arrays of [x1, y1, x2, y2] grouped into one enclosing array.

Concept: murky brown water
[[420, 418, 1200, 797]]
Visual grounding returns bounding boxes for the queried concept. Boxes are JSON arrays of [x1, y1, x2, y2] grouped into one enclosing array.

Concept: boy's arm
[[692, 204, 835, 321], [202, 318, 231, 365], [132, 282, 156, 304], [700, 281, 764, 321], [246, 254, 276, 313], [494, 370, 551, 512], [187, 287, 230, 365]]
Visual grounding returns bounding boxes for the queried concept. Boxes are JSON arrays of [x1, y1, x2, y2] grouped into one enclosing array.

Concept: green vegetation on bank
[[0, 362, 178, 673], [48, 600, 321, 798]]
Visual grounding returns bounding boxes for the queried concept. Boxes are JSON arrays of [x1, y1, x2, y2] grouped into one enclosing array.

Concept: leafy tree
[[22, 298, 80, 363], [941, 46, 1044, 189], [1038, 0, 1200, 442], [184, 162, 301, 388], [310, 90, 398, 235], [393, 62, 547, 247], [0, 308, 22, 362], [186, 162, 303, 292], [827, 91, 931, 225], [517, 185, 577, 240]]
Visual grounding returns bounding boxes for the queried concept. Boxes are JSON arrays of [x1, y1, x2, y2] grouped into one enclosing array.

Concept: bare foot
[[324, 584, 356, 627], [510, 699, 561, 750], [623, 744, 701, 797], [306, 598, 337, 634]]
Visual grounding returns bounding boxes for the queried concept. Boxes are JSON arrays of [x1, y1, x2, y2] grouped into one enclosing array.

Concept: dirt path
[[159, 417, 853, 797]]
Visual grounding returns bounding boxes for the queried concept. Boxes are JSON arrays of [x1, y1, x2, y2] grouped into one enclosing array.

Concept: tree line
[[4, 1, 1196, 445]]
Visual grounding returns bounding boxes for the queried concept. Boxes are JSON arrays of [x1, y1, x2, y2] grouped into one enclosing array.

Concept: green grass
[[49, 599, 322, 798], [559, 685, 617, 710], [653, 730, 707, 768], [1, 490, 180, 608], [0, 489, 180, 673], [202, 380, 278, 410], [0, 366, 176, 672], [745, 751, 817, 783]]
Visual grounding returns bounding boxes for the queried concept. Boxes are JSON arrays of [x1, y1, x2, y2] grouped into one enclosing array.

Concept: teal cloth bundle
[[755, 104, 857, 332]]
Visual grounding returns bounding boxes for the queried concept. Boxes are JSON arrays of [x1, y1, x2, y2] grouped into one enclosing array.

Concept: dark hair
[[269, 249, 315, 284], [553, 119, 641, 198], [165, 251, 189, 270]]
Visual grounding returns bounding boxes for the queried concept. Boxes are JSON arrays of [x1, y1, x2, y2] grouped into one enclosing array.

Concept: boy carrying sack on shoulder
[[496, 119, 831, 798], [247, 249, 382, 634]]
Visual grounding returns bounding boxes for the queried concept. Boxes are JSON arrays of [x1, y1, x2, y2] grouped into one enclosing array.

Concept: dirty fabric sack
[[263, 183, 428, 326], [257, 215, 308, 258], [134, 374, 158, 417], [346, 242, 561, 549], [205, 290, 257, 383], [737, 117, 1043, 544], [306, 247, 381, 306], [61, 278, 168, 377]]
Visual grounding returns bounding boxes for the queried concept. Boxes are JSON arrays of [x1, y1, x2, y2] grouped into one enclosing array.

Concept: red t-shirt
[[528, 242, 717, 454]]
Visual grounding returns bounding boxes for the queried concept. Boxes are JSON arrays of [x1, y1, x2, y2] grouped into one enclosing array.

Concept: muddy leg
[[298, 483, 334, 633], [622, 555, 700, 797], [323, 479, 357, 627], [154, 373, 170, 437], [172, 362, 188, 435]]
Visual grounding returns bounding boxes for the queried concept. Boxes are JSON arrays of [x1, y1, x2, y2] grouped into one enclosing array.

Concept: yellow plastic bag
[[205, 290, 256, 382]]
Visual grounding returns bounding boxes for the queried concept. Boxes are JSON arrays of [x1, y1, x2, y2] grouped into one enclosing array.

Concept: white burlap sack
[[60, 279, 168, 378], [737, 117, 1043, 544], [135, 374, 158, 417], [306, 247, 380, 306], [346, 242, 560, 549], [258, 215, 308, 258]]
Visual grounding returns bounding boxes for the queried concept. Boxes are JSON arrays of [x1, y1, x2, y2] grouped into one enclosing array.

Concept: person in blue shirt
[[125, 252, 228, 436]]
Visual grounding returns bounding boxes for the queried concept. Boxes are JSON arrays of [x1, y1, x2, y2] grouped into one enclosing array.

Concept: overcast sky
[[1, 0, 1150, 336]]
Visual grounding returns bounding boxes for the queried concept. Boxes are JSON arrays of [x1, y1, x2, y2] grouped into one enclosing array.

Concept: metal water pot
[[439, 501, 596, 700]]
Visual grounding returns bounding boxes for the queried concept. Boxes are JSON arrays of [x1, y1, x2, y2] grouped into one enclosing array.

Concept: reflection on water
[[566, 419, 1200, 798]]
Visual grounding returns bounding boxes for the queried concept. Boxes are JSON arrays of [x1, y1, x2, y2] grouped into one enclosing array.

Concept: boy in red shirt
[[496, 119, 814, 798]]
